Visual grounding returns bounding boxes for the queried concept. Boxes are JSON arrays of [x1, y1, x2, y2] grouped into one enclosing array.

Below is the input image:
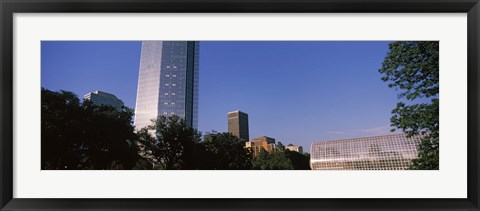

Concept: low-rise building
[[246, 136, 276, 157], [285, 145, 303, 154], [203, 130, 219, 142], [252, 136, 275, 144], [83, 90, 124, 110]]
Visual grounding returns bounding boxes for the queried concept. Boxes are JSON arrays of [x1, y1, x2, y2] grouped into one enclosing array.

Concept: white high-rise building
[[134, 41, 199, 130]]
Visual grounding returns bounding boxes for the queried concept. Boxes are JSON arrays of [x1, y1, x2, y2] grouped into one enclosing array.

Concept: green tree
[[252, 144, 293, 170], [41, 88, 141, 170], [202, 132, 252, 170], [276, 141, 285, 151], [42, 88, 82, 169], [284, 150, 311, 170], [379, 41, 439, 170], [137, 115, 202, 170]]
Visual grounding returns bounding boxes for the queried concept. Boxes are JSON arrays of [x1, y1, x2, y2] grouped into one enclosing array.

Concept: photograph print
[[41, 41, 439, 170]]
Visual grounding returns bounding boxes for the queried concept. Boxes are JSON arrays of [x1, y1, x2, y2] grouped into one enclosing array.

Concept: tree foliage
[[285, 150, 311, 170], [41, 88, 140, 170], [202, 132, 252, 170], [137, 115, 202, 170], [379, 41, 439, 170], [379, 41, 439, 100], [252, 144, 294, 170]]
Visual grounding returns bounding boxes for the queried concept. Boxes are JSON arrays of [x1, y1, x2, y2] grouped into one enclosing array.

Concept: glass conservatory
[[310, 134, 422, 170]]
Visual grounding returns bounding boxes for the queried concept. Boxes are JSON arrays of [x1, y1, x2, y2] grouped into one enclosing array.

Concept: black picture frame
[[1, 0, 479, 210]]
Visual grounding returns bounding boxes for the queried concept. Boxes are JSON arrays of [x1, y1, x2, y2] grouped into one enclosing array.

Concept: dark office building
[[228, 110, 249, 141]]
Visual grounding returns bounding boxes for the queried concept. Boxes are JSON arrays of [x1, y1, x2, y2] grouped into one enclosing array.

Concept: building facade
[[203, 130, 219, 142], [246, 136, 276, 157], [228, 110, 249, 141], [134, 41, 199, 130], [285, 145, 303, 154], [252, 136, 275, 144], [83, 90, 124, 110], [310, 134, 422, 170]]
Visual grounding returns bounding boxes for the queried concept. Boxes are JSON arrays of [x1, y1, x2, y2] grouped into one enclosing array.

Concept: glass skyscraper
[[134, 41, 199, 130]]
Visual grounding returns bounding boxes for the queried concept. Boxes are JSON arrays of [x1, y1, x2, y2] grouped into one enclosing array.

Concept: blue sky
[[42, 41, 401, 152]]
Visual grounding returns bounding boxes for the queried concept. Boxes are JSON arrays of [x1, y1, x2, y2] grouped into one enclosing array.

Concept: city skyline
[[41, 41, 402, 152]]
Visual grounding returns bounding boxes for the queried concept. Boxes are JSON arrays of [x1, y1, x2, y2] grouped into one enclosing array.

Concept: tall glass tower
[[134, 41, 199, 130]]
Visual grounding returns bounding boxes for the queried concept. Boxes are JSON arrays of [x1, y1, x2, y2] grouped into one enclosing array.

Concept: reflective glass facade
[[134, 41, 199, 130], [83, 90, 124, 110], [310, 134, 421, 170]]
